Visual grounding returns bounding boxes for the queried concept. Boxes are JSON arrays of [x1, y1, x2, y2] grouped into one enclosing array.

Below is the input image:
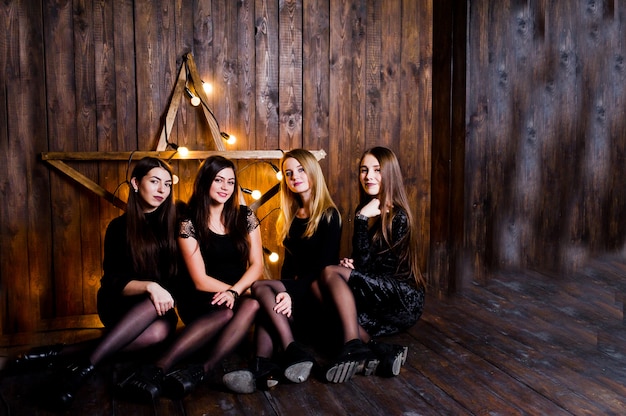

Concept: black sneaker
[[162, 364, 205, 399], [223, 357, 280, 394], [325, 339, 374, 383], [282, 342, 315, 384], [365, 340, 408, 377], [117, 364, 164, 402]]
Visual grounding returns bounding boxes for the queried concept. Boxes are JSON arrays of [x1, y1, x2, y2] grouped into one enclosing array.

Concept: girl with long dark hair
[[118, 155, 263, 401]]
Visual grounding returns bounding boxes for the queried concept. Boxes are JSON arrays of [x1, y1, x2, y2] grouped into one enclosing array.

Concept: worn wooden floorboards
[[1, 256, 626, 415]]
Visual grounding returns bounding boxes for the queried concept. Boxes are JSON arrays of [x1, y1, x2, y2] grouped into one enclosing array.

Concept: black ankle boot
[[325, 339, 374, 383], [117, 364, 164, 402], [45, 359, 95, 410], [252, 356, 281, 389], [282, 342, 315, 384], [223, 356, 281, 394], [13, 343, 64, 371], [162, 364, 205, 399], [366, 340, 408, 377]]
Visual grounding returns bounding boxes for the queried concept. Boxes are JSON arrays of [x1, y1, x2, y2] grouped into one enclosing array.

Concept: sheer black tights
[[89, 298, 175, 365], [155, 297, 259, 373], [318, 265, 370, 344], [251, 280, 294, 357]]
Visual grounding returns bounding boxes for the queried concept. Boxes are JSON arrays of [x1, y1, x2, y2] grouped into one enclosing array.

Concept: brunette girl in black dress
[[118, 155, 263, 401], [42, 157, 180, 409], [319, 147, 426, 383]]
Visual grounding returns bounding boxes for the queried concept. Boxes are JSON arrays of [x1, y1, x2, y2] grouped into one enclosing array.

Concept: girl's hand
[[274, 292, 292, 317], [212, 291, 236, 309], [359, 198, 381, 218], [339, 258, 355, 269], [146, 282, 175, 316]]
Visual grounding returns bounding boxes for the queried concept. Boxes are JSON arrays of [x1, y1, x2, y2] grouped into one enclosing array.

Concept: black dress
[[174, 206, 260, 325], [348, 207, 425, 337], [96, 212, 178, 328], [280, 208, 341, 322]]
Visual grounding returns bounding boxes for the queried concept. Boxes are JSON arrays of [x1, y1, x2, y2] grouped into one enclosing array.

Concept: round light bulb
[[251, 189, 262, 200], [203, 82, 213, 94], [268, 252, 279, 263], [172, 174, 180, 185], [177, 146, 189, 157], [226, 135, 236, 145], [276, 171, 283, 181], [190, 96, 201, 107]]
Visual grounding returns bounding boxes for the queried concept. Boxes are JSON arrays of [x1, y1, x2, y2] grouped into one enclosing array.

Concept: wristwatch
[[355, 212, 369, 221]]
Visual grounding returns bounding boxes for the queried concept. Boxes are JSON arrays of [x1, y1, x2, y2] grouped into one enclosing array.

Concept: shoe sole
[[363, 345, 408, 377], [223, 370, 256, 394], [325, 360, 362, 383], [390, 346, 408, 375], [284, 361, 313, 383]]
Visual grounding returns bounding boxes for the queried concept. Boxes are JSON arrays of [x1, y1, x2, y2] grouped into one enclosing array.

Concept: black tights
[[89, 298, 176, 365], [155, 297, 259, 373], [317, 265, 370, 344], [251, 280, 294, 358]]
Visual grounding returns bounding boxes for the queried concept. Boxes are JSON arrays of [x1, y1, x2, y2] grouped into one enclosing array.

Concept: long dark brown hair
[[126, 157, 178, 279], [358, 147, 424, 288], [187, 156, 249, 261]]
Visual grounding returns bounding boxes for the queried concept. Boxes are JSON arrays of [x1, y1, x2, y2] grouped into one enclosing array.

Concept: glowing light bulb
[[226, 134, 236, 145], [203, 82, 213, 94], [172, 174, 180, 185], [268, 251, 279, 263], [251, 189, 262, 200], [177, 146, 189, 157], [185, 87, 201, 106], [276, 171, 283, 181]]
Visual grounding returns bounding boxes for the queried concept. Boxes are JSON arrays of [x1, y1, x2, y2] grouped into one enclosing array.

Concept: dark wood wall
[[0, 0, 432, 335], [464, 0, 626, 283]]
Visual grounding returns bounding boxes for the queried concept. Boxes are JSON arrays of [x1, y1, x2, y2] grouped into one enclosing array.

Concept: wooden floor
[[2, 255, 626, 415]]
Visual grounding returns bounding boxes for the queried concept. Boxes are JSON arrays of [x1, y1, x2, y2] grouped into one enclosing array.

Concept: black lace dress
[[348, 207, 425, 337], [173, 206, 259, 324]]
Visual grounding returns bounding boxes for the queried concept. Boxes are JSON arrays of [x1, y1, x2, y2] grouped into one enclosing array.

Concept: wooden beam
[[45, 160, 126, 210], [41, 149, 326, 161], [184, 53, 225, 151], [156, 63, 187, 151], [41, 150, 326, 211]]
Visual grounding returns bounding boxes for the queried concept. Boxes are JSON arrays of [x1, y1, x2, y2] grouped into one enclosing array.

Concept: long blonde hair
[[277, 149, 340, 245], [358, 147, 424, 288]]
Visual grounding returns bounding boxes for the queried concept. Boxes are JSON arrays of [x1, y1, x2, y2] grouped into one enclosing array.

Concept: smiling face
[[359, 153, 382, 197], [283, 157, 311, 198], [209, 167, 236, 205], [133, 167, 172, 213]]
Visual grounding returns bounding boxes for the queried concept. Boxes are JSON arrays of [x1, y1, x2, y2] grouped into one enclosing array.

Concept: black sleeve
[[100, 215, 135, 296], [316, 208, 342, 269]]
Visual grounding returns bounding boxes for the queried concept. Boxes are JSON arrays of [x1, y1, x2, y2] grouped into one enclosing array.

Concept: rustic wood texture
[[464, 1, 626, 283], [2, 256, 626, 414], [0, 0, 432, 334]]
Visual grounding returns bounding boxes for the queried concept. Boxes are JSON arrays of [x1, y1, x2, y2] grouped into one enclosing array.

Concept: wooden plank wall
[[0, 0, 432, 335], [464, 0, 626, 283]]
